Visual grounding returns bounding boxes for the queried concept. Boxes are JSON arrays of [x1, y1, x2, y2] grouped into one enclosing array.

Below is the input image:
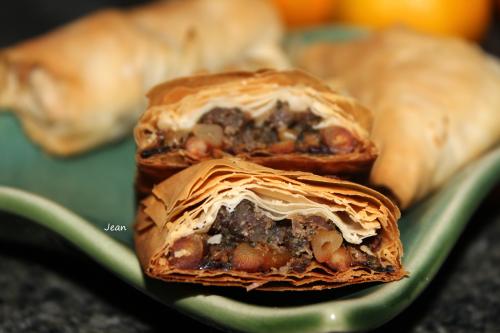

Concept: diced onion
[[193, 124, 223, 147]]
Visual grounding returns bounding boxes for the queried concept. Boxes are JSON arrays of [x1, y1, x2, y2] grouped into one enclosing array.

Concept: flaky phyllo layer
[[135, 70, 372, 150], [133, 70, 377, 199], [135, 159, 405, 291]]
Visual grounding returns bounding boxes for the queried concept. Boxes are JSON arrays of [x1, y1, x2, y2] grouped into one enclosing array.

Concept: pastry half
[[295, 28, 500, 208], [135, 69, 377, 198], [135, 158, 404, 291], [0, 0, 287, 155]]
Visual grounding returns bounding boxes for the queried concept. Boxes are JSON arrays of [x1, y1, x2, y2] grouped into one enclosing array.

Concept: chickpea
[[232, 243, 265, 272], [169, 234, 205, 269]]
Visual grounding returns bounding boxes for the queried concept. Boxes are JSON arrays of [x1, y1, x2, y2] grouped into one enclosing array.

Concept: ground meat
[[348, 246, 385, 272], [289, 111, 322, 133], [267, 101, 295, 128], [266, 219, 291, 246], [294, 215, 334, 232], [284, 231, 310, 257], [289, 256, 313, 273], [367, 234, 383, 252], [142, 101, 360, 159], [170, 200, 385, 274], [200, 245, 232, 270], [236, 125, 278, 152], [199, 107, 246, 135], [296, 131, 332, 154], [209, 200, 274, 244], [140, 129, 187, 158]]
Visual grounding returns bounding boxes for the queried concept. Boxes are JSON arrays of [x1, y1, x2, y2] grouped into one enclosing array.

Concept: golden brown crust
[[295, 28, 500, 208], [135, 149, 377, 200], [135, 69, 376, 197], [143, 261, 405, 291], [0, 10, 149, 155], [134, 158, 404, 291], [141, 69, 372, 132], [0, 0, 287, 155], [147, 69, 330, 107]]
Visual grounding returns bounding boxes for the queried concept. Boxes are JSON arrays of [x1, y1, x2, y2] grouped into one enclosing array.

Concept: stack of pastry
[[0, 0, 406, 291], [133, 69, 405, 291], [3, 0, 500, 292]]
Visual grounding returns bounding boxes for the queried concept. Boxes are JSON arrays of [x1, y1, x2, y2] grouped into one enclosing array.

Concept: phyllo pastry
[[134, 158, 404, 291], [295, 28, 500, 208], [0, 0, 287, 155], [135, 69, 376, 198]]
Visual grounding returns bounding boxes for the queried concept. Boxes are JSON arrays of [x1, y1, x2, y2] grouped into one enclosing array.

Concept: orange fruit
[[272, 0, 338, 27], [336, 0, 493, 41]]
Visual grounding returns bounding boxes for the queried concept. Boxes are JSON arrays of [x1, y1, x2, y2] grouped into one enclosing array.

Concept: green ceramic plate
[[1, 27, 500, 333]]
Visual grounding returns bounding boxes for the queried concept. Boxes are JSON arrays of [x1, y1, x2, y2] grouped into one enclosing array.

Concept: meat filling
[[141, 102, 360, 158], [167, 200, 392, 274]]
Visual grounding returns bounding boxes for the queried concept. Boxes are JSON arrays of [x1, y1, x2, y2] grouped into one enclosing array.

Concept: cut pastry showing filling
[[169, 199, 391, 274], [140, 102, 362, 159], [134, 158, 405, 291], [134, 70, 377, 199]]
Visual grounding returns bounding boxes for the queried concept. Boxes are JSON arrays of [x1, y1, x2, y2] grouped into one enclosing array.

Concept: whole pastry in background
[[135, 158, 404, 291], [134, 69, 377, 199], [295, 28, 500, 208], [0, 0, 288, 156]]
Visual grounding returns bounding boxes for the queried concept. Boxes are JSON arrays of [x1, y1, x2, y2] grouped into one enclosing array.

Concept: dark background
[[1, 1, 500, 332]]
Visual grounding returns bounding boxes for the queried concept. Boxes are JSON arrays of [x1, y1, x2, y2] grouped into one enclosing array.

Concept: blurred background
[[1, 0, 499, 51], [0, 1, 499, 333]]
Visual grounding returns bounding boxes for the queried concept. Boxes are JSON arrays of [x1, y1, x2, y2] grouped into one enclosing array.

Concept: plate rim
[[1, 146, 499, 333]]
